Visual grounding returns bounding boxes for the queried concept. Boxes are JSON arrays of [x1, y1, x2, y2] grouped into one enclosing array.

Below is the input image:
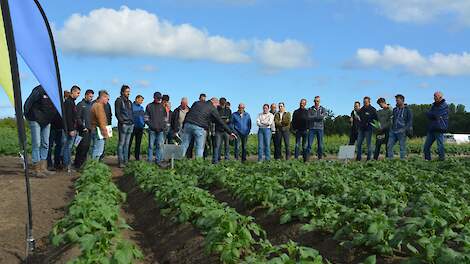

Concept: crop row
[[178, 159, 470, 263], [50, 161, 143, 264], [124, 161, 325, 264]]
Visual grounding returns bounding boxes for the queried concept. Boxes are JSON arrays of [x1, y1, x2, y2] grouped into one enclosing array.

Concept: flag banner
[[7, 0, 63, 114], [0, 4, 14, 105], [1, 0, 36, 253]]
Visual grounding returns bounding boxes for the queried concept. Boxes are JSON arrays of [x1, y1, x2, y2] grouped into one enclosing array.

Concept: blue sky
[[1, 0, 469, 121]]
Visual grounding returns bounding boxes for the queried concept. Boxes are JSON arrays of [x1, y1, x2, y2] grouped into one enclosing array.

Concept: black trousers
[[349, 128, 358, 145], [47, 128, 63, 168], [374, 131, 389, 160], [274, 130, 290, 160], [128, 127, 144, 161], [74, 131, 91, 169]]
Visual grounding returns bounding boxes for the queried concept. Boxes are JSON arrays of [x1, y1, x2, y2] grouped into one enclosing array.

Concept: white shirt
[[256, 112, 275, 131]]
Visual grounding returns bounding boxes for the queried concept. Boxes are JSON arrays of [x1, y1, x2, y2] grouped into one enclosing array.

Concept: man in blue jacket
[[424, 91, 449, 161], [231, 103, 251, 162], [128, 95, 145, 161], [387, 94, 413, 159]]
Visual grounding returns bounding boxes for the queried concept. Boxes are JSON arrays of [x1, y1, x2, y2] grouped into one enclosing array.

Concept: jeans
[[128, 127, 144, 161], [234, 133, 248, 161], [213, 132, 230, 163], [47, 128, 63, 168], [91, 133, 106, 160], [258, 128, 272, 161], [29, 121, 51, 164], [294, 130, 308, 159], [387, 131, 407, 159], [306, 129, 324, 160], [356, 129, 373, 161], [166, 130, 173, 144], [181, 123, 207, 158], [424, 131, 445, 160], [148, 130, 165, 163], [118, 124, 134, 164], [374, 131, 389, 160], [274, 130, 290, 160], [74, 131, 91, 168], [63, 133, 76, 166]]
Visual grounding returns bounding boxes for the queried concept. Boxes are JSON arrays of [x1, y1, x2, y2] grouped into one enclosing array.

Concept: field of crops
[[48, 161, 143, 264], [1, 126, 470, 157], [124, 158, 470, 264]]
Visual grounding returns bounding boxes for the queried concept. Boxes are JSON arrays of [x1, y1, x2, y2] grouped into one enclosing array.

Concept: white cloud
[[140, 65, 158, 73], [56, 6, 251, 64], [136, 80, 151, 88], [353, 45, 470, 76], [55, 6, 312, 70], [367, 0, 470, 26], [111, 78, 120, 85], [254, 39, 312, 70]]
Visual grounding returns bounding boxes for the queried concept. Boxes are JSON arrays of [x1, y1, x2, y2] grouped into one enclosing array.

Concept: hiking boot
[[40, 160, 56, 176], [31, 163, 46, 178], [118, 163, 126, 168]]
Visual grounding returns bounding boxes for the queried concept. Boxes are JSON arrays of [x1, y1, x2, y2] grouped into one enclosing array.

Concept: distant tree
[[456, 104, 466, 113]]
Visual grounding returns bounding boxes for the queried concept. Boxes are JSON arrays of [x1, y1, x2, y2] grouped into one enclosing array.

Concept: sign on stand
[[162, 144, 184, 169], [337, 145, 355, 162]]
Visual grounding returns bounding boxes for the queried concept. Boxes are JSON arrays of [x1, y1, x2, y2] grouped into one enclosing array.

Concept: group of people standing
[[22, 83, 450, 177], [348, 91, 449, 161]]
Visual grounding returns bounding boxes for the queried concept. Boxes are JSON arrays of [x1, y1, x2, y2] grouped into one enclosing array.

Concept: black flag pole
[[0, 0, 36, 254]]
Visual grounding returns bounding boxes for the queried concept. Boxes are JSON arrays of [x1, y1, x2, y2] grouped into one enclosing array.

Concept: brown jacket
[[274, 111, 291, 131], [91, 102, 109, 138]]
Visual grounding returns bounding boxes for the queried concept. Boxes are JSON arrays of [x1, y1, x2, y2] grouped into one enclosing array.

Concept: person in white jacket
[[257, 104, 275, 161]]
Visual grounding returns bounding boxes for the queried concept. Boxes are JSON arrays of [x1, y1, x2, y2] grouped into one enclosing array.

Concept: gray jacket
[[307, 106, 327, 130]]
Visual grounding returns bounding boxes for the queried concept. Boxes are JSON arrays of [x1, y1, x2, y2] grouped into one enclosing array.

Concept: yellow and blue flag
[[0, 0, 63, 114], [0, 3, 14, 105]]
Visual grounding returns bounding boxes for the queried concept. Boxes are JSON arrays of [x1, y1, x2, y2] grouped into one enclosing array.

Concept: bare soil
[[0, 156, 77, 264]]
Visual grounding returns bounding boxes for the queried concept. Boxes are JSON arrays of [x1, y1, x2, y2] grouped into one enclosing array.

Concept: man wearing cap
[[181, 97, 237, 158], [145, 92, 167, 163]]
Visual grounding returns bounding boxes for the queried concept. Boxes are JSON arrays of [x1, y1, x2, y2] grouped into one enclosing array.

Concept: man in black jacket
[[181, 97, 237, 158], [115, 85, 134, 167], [63, 85, 83, 172], [74, 89, 94, 169], [291, 99, 309, 160], [213, 97, 232, 164], [349, 101, 361, 145], [145, 92, 167, 163], [24, 85, 57, 177], [356, 96, 378, 161]]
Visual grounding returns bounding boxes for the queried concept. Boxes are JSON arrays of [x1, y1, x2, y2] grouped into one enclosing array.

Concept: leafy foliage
[[50, 161, 143, 264], [125, 161, 325, 264], [177, 158, 470, 263]]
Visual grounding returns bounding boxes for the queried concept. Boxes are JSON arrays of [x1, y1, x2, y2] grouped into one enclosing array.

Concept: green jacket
[[274, 111, 291, 132], [376, 106, 393, 133]]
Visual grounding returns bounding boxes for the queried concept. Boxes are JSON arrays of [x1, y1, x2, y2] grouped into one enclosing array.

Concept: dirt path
[[114, 164, 219, 264], [0, 156, 76, 264]]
